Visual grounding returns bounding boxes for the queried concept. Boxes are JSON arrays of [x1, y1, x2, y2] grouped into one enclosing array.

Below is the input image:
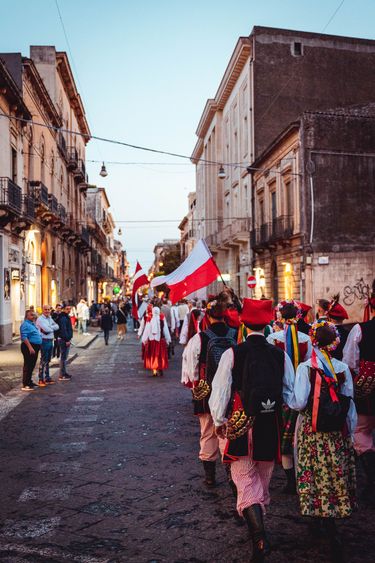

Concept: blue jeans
[[78, 319, 87, 334], [38, 339, 53, 381], [59, 339, 70, 375]]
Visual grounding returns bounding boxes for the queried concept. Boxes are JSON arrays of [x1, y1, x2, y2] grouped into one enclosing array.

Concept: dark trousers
[[133, 318, 140, 330], [103, 329, 110, 344], [53, 337, 60, 358], [21, 342, 40, 387], [59, 339, 70, 376], [38, 339, 53, 381]]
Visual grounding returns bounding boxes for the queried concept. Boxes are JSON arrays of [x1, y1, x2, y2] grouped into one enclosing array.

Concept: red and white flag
[[132, 261, 149, 319], [150, 239, 221, 304]]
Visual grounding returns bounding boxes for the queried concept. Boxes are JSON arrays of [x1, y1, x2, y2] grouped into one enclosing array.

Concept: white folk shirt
[[142, 317, 171, 345], [36, 315, 59, 340], [342, 323, 362, 374], [207, 333, 296, 427], [288, 357, 357, 436], [267, 330, 312, 359], [181, 332, 202, 385]]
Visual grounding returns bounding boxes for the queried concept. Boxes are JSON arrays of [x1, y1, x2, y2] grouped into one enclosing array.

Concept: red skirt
[[144, 339, 168, 371]]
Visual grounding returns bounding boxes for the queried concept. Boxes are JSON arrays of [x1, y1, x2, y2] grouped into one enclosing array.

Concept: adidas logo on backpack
[[261, 399, 276, 413]]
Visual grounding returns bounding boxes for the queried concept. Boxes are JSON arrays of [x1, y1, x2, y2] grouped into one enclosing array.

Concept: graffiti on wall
[[343, 278, 370, 306]]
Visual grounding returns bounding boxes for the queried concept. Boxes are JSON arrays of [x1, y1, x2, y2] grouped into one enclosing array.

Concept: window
[[292, 41, 303, 57], [11, 147, 17, 183], [284, 179, 294, 218], [259, 199, 264, 226], [271, 190, 277, 222]]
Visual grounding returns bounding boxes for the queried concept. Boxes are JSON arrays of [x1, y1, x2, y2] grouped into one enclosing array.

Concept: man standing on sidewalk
[[20, 310, 42, 391], [77, 299, 90, 336], [57, 305, 73, 381], [36, 305, 59, 386]]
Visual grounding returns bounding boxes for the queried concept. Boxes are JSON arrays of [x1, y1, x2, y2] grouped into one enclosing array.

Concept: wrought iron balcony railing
[[29, 181, 49, 207], [22, 194, 35, 221], [0, 177, 22, 213], [48, 194, 58, 215]]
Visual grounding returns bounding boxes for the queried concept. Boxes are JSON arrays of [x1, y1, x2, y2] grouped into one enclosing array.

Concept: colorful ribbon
[[311, 347, 339, 403], [284, 322, 300, 370]]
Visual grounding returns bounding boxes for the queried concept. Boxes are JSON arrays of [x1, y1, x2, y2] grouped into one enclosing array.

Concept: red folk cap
[[240, 298, 273, 327], [297, 301, 312, 315], [329, 302, 349, 320]]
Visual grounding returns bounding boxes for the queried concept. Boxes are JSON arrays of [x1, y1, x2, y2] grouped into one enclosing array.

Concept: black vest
[[227, 335, 284, 462], [359, 319, 375, 362]]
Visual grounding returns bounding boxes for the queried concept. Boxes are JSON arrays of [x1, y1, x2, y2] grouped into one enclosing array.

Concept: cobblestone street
[[0, 331, 374, 563]]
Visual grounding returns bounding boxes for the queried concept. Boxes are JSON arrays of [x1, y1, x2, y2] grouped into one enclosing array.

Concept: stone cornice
[[56, 52, 91, 141], [192, 37, 251, 156], [0, 57, 31, 119], [191, 137, 204, 163], [23, 58, 62, 129]]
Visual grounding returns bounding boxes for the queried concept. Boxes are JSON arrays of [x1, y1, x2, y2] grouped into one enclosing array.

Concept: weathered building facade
[[189, 26, 375, 309], [251, 105, 375, 319], [0, 47, 120, 344]]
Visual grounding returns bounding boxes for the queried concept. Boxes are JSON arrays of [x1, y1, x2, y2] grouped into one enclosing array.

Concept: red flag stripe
[[168, 256, 219, 304]]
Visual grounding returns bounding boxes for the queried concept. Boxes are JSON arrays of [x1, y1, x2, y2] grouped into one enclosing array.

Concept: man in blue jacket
[[20, 309, 43, 390], [57, 304, 73, 381]]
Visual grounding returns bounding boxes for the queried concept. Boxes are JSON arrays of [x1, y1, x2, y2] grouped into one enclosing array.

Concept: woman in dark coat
[[100, 307, 113, 345]]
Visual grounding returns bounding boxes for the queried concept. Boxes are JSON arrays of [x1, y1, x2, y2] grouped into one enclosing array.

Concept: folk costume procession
[[132, 244, 374, 563]]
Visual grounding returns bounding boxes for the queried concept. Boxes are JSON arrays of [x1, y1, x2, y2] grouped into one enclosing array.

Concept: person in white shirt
[[76, 299, 90, 335], [36, 305, 59, 385], [209, 298, 295, 562]]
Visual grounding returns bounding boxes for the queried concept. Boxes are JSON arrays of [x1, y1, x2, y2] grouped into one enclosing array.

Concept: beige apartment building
[[190, 26, 375, 308], [179, 191, 197, 260], [0, 47, 118, 344]]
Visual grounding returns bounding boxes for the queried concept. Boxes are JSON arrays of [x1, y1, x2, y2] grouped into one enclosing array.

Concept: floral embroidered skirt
[[296, 414, 357, 518], [281, 404, 298, 455]]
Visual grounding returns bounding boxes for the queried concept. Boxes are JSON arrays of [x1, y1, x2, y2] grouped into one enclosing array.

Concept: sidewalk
[[0, 328, 99, 395]]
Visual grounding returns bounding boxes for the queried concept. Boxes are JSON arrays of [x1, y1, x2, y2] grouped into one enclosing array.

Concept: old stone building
[[250, 104, 375, 320], [190, 26, 375, 302], [178, 192, 197, 260], [0, 47, 119, 344], [0, 58, 31, 343]]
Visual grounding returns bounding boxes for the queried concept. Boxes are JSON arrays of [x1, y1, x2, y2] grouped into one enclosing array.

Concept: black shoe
[[282, 468, 297, 494], [243, 504, 269, 562], [202, 460, 216, 488]]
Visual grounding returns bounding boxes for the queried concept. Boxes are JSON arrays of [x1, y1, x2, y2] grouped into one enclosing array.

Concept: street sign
[[247, 275, 256, 289]]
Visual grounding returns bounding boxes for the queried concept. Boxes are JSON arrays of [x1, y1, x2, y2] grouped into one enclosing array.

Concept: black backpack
[[309, 369, 351, 433], [240, 346, 284, 418], [205, 328, 237, 385]]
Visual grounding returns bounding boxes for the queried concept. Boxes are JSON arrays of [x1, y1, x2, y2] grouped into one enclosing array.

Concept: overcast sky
[[1, 0, 374, 272]]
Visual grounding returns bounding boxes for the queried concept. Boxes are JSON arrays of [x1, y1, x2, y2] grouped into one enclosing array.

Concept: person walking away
[[291, 320, 357, 562], [116, 302, 128, 340], [20, 310, 43, 391], [177, 300, 189, 336], [343, 289, 375, 506], [58, 305, 73, 380], [52, 304, 62, 358], [326, 295, 349, 361], [101, 307, 113, 345], [297, 302, 313, 335], [143, 306, 171, 376], [89, 300, 97, 324], [36, 305, 59, 385], [182, 296, 236, 488], [209, 299, 295, 562], [267, 300, 312, 494], [77, 299, 90, 335], [69, 303, 77, 330]]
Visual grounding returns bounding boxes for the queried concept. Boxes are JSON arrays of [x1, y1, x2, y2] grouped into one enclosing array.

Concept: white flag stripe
[[133, 268, 147, 283], [150, 240, 212, 288]]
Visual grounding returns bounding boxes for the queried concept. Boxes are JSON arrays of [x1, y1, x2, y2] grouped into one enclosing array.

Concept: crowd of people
[[149, 287, 374, 563], [19, 297, 133, 389]]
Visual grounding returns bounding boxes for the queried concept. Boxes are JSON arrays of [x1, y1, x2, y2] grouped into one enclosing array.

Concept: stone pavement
[[0, 331, 374, 562]]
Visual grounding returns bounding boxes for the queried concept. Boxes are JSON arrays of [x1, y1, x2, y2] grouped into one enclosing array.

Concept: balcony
[[251, 216, 294, 253], [57, 131, 67, 158], [220, 217, 251, 247], [48, 194, 58, 215], [67, 147, 78, 171], [29, 181, 49, 209], [80, 226, 90, 249], [0, 177, 22, 227], [73, 159, 86, 182], [57, 204, 66, 224], [22, 194, 35, 222]]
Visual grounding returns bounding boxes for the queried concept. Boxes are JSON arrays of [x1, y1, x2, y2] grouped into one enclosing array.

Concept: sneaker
[[83, 332, 90, 336], [58, 375, 72, 381], [21, 385, 35, 391], [45, 379, 56, 385], [38, 381, 47, 387], [29, 381, 38, 388]]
